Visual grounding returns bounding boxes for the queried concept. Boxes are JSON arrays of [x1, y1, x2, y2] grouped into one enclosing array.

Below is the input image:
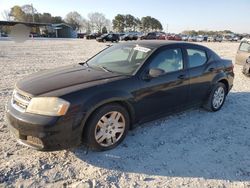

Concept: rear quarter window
[[239, 42, 250, 52], [187, 49, 208, 68]]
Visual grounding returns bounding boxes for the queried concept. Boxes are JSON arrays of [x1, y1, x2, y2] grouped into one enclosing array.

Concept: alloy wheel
[[94, 111, 125, 147], [212, 86, 225, 109]]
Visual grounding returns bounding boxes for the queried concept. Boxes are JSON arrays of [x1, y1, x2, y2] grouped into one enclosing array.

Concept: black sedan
[[85, 33, 101, 40], [96, 33, 119, 43], [120, 33, 138, 41], [6, 41, 234, 151]]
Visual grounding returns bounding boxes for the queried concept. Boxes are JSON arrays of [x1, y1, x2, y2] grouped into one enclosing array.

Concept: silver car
[[236, 39, 250, 76], [236, 39, 250, 65]]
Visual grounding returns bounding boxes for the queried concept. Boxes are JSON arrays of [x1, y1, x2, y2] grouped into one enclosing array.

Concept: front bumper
[[6, 102, 84, 151], [243, 63, 250, 76]]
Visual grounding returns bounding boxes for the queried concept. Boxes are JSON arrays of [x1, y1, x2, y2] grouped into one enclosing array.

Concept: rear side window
[[187, 49, 207, 68], [239, 42, 250, 52]]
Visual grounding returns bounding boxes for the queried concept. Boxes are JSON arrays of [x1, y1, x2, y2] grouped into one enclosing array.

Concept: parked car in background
[[223, 35, 240, 42], [0, 32, 8, 37], [208, 36, 222, 42], [167, 34, 182, 41], [118, 33, 125, 39], [86, 33, 101, 40], [96, 33, 120, 42], [77, 33, 85, 38], [207, 36, 216, 42], [120, 33, 138, 41], [236, 39, 250, 76], [215, 36, 223, 42], [196, 35, 204, 42], [6, 41, 234, 151], [140, 32, 166, 40], [188, 36, 197, 42], [232, 36, 240, 42], [181, 35, 189, 41]]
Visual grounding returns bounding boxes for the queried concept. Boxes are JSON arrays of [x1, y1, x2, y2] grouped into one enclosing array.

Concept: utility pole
[[31, 3, 35, 22]]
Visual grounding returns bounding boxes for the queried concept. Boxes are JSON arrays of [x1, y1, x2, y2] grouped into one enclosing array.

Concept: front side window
[[239, 42, 250, 52], [187, 49, 207, 68], [87, 45, 152, 75], [149, 48, 183, 73]]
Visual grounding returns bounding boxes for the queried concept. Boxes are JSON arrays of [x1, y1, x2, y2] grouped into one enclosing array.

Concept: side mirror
[[148, 68, 165, 78]]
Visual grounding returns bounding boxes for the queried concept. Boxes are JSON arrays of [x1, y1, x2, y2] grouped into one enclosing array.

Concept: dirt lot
[[0, 39, 250, 188]]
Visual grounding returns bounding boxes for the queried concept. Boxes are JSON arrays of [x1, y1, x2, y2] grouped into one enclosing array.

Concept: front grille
[[11, 89, 32, 112]]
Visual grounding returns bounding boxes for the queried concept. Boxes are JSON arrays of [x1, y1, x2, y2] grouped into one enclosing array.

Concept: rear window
[[239, 42, 250, 52], [187, 49, 207, 68]]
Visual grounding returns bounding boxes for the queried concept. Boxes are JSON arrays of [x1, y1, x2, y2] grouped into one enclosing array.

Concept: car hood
[[16, 64, 124, 96]]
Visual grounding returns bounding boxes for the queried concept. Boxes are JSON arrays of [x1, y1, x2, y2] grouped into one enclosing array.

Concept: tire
[[203, 82, 227, 112], [83, 104, 130, 151]]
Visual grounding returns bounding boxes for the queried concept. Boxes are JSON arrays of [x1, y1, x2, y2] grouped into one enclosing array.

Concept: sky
[[0, 0, 249, 34]]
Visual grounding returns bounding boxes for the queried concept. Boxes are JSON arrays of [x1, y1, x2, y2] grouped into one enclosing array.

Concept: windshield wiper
[[95, 65, 114, 73]]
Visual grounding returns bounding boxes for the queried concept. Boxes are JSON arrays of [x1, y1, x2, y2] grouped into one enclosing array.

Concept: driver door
[[135, 47, 189, 121]]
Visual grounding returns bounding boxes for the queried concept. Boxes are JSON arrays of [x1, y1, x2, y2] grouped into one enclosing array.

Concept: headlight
[[26, 97, 70, 116]]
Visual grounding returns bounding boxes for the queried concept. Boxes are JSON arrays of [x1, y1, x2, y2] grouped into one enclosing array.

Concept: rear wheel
[[203, 82, 227, 112], [84, 104, 129, 151]]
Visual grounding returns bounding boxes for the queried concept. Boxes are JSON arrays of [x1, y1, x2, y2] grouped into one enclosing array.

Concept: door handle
[[178, 74, 186, 79]]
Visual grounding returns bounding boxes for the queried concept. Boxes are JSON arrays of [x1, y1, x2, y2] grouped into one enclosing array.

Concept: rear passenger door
[[185, 48, 217, 104]]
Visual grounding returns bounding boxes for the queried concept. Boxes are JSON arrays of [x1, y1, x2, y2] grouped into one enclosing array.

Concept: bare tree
[[88, 12, 110, 33], [1, 10, 12, 21], [64, 11, 84, 31], [21, 4, 37, 15], [21, 4, 37, 22], [78, 18, 88, 33]]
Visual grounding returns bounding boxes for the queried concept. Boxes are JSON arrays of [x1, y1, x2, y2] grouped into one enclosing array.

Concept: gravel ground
[[0, 39, 250, 188]]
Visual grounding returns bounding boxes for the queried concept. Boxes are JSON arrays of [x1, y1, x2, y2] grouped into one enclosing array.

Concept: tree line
[[112, 14, 163, 32], [1, 4, 163, 33], [182, 30, 234, 36]]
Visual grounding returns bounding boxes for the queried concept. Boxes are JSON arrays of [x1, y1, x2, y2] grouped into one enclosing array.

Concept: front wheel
[[83, 104, 130, 151], [203, 82, 227, 112]]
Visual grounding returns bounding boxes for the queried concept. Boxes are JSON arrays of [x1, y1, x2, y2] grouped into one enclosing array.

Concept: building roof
[[52, 23, 72, 29], [0, 20, 72, 28], [0, 20, 50, 27]]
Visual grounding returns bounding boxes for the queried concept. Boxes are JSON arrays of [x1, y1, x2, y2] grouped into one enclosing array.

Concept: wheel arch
[[80, 97, 136, 141], [217, 79, 229, 94], [211, 73, 229, 93]]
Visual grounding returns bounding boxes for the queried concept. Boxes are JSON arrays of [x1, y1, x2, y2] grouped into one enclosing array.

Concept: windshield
[[87, 44, 152, 75]]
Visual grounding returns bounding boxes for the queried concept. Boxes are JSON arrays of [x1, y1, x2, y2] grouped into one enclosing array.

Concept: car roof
[[117, 40, 205, 49]]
